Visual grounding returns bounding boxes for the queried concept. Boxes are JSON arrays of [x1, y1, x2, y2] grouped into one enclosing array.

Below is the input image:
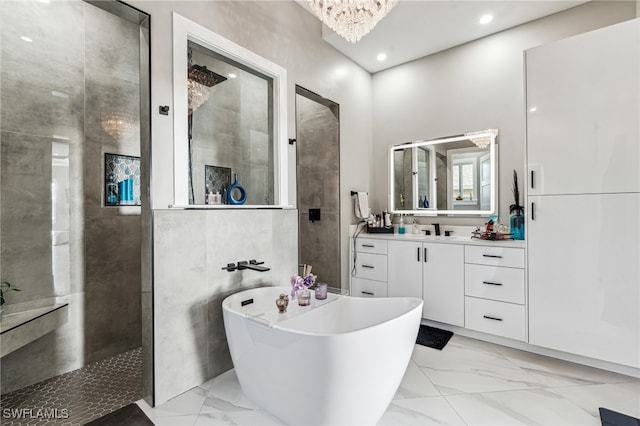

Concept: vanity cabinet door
[[387, 240, 422, 299], [422, 243, 464, 327]]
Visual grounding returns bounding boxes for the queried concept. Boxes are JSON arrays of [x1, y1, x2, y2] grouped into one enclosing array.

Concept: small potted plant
[[1, 281, 21, 314], [509, 170, 525, 240]]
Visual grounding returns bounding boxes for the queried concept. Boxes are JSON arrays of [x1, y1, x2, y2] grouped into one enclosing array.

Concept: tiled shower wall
[[190, 49, 272, 206], [0, 1, 142, 393], [296, 95, 340, 288]]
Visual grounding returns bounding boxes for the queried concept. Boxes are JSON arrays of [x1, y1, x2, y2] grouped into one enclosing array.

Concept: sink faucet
[[434, 223, 441, 236]]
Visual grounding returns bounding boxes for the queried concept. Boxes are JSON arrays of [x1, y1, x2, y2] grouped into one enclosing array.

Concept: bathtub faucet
[[222, 260, 270, 272]]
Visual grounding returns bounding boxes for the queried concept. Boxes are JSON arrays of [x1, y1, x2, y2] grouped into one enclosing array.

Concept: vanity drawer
[[465, 264, 525, 304], [353, 252, 387, 282], [354, 238, 387, 255], [465, 246, 524, 268], [465, 297, 526, 341], [351, 277, 387, 298]]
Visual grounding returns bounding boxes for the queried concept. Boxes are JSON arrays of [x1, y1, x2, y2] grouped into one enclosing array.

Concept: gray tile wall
[[296, 95, 340, 288], [0, 1, 142, 393], [152, 208, 297, 405]]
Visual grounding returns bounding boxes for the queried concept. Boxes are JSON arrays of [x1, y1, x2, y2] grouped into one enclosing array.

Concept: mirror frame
[[171, 12, 289, 207], [389, 129, 498, 216]]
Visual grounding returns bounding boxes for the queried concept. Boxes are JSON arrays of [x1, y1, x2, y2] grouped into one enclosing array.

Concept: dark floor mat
[[599, 407, 640, 426], [83, 403, 153, 426], [416, 324, 453, 350]]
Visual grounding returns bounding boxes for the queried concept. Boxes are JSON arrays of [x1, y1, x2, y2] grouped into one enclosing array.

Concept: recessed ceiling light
[[376, 53, 387, 62], [529, 107, 538, 112], [228, 73, 237, 79], [20, 36, 33, 43], [479, 14, 493, 25]]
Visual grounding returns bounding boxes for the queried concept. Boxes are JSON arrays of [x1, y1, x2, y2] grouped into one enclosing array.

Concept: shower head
[[188, 64, 227, 87]]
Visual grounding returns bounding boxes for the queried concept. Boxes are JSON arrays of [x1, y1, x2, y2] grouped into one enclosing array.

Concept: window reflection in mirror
[[187, 41, 274, 206]]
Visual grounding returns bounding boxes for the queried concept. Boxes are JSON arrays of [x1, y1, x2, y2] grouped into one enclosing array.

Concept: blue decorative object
[[510, 211, 525, 240], [227, 174, 247, 205]]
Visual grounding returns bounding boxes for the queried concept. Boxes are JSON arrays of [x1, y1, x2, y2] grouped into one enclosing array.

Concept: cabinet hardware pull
[[482, 254, 502, 259], [531, 202, 535, 221], [362, 291, 375, 296], [483, 315, 503, 321], [482, 281, 503, 286], [362, 244, 375, 248], [362, 264, 375, 269], [530, 170, 534, 189], [424, 247, 428, 262], [417, 247, 420, 262]]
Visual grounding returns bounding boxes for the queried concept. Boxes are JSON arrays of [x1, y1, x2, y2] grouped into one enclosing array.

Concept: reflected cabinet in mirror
[[172, 13, 289, 207], [390, 129, 498, 216]]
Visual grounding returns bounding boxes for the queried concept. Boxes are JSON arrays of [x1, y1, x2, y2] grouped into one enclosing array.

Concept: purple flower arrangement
[[290, 273, 316, 299]]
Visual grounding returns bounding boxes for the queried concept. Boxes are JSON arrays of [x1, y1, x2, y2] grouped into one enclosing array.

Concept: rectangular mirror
[[172, 13, 289, 207], [389, 129, 498, 216]]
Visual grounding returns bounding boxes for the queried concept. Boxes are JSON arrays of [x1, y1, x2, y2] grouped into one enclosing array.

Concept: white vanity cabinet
[[464, 246, 526, 341], [423, 243, 464, 327], [351, 238, 388, 298], [387, 240, 422, 299], [386, 240, 464, 326], [525, 19, 640, 368]]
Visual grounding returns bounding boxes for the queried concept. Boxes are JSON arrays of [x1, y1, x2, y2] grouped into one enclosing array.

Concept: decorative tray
[[367, 226, 394, 234], [471, 230, 513, 241]]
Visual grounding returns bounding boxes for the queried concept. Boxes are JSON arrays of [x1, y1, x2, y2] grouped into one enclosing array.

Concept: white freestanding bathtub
[[222, 286, 423, 425]]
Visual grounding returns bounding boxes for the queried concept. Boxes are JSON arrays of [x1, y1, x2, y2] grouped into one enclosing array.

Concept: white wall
[[126, 0, 373, 404], [371, 1, 637, 224]]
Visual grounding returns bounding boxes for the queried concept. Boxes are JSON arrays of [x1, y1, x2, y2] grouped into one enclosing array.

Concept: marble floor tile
[[193, 410, 284, 425], [548, 381, 640, 421], [413, 337, 546, 395], [143, 336, 639, 426], [141, 386, 207, 419], [393, 359, 441, 399], [494, 345, 637, 387], [445, 387, 598, 425], [203, 369, 260, 411], [378, 396, 466, 425], [150, 414, 199, 426]]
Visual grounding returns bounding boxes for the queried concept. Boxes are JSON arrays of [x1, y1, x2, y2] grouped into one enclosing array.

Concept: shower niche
[[104, 153, 141, 206], [172, 13, 289, 207]]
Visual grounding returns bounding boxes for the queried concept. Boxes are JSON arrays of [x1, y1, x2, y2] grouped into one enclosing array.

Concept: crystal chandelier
[[101, 112, 139, 143], [465, 129, 498, 149], [308, 0, 398, 43]]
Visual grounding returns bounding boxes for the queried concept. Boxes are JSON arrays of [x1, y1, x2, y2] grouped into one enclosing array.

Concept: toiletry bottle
[[212, 191, 222, 205], [106, 173, 118, 205], [398, 215, 405, 234]]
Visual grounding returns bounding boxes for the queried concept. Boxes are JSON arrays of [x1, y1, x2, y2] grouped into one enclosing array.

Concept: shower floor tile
[[0, 347, 141, 426]]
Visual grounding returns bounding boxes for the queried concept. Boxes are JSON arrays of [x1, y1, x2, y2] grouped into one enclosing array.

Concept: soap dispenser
[[398, 215, 405, 235]]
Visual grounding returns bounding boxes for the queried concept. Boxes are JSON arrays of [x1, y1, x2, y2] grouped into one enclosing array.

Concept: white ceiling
[[299, 0, 589, 73]]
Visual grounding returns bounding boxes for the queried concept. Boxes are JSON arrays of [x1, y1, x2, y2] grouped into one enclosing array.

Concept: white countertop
[[352, 231, 526, 249]]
